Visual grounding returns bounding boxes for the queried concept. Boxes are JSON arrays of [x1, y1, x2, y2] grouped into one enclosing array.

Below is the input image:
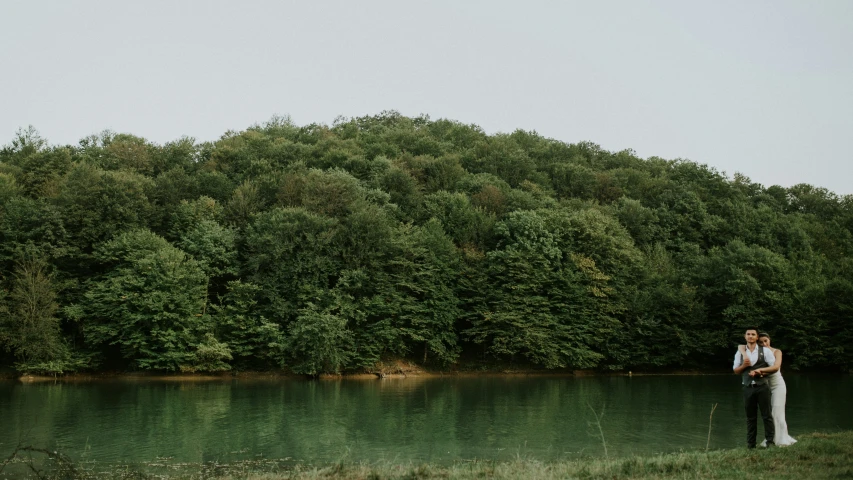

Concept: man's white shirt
[[733, 345, 776, 371]]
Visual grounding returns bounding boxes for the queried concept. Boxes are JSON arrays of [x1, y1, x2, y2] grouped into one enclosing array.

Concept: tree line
[[1, 112, 851, 375]]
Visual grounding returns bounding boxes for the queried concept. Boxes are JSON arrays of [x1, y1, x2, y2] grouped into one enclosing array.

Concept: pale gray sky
[[2, 1, 852, 194]]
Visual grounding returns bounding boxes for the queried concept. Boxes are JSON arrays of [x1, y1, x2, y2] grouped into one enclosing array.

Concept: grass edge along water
[[3, 431, 851, 479]]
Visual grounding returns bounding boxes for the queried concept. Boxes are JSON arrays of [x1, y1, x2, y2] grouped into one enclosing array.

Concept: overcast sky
[[2, 1, 851, 194]]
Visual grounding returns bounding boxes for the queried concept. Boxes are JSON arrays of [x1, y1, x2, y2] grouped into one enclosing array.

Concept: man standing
[[733, 326, 775, 448]]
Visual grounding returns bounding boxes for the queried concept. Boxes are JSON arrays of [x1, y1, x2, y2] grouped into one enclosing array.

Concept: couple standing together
[[732, 327, 797, 448]]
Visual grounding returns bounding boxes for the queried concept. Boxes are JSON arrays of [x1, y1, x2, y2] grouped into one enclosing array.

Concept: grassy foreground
[[4, 432, 852, 479], [240, 431, 853, 480]]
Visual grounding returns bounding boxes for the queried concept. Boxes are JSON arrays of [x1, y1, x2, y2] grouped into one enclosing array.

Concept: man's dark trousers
[[743, 383, 774, 448]]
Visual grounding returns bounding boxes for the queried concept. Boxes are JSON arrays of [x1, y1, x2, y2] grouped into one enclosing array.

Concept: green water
[[1, 374, 850, 466]]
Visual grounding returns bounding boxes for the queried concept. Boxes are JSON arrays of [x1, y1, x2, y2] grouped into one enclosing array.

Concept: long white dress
[[762, 350, 797, 446]]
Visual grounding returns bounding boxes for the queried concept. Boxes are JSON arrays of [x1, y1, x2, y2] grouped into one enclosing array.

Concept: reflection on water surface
[[1, 374, 850, 465]]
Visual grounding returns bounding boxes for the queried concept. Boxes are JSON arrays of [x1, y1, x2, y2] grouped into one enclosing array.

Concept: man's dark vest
[[742, 345, 770, 386]]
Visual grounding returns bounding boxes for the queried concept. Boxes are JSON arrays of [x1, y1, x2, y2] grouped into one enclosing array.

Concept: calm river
[[1, 374, 851, 466]]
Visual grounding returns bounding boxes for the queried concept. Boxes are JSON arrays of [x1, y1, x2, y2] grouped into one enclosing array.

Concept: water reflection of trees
[[3, 376, 851, 464]]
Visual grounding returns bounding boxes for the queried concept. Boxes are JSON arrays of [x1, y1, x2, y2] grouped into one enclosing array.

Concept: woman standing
[[753, 333, 797, 446]]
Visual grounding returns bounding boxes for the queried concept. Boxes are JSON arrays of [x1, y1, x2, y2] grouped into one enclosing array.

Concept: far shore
[[4, 368, 772, 383]]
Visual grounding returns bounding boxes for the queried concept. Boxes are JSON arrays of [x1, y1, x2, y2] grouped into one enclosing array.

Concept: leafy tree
[[102, 134, 156, 174], [0, 198, 73, 268], [181, 332, 233, 373], [620, 243, 706, 368], [147, 167, 199, 231], [285, 299, 353, 376], [3, 146, 73, 198], [301, 168, 369, 218], [55, 163, 153, 249], [466, 211, 611, 369], [176, 219, 238, 280], [421, 191, 496, 249], [398, 154, 466, 193], [613, 197, 663, 246], [224, 180, 265, 228], [195, 170, 236, 203], [0, 172, 21, 205], [2, 125, 47, 158], [695, 239, 796, 357], [378, 220, 461, 365], [243, 208, 340, 325], [379, 166, 422, 220], [550, 163, 598, 200], [152, 136, 199, 175], [465, 135, 541, 187], [78, 229, 212, 371], [0, 253, 74, 373], [212, 280, 284, 367]]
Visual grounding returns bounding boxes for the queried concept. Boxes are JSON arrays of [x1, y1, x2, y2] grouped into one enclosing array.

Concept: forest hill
[[0, 113, 851, 376]]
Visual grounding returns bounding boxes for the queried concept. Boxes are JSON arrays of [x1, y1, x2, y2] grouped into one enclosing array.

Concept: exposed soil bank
[[7, 368, 744, 383], [5, 356, 795, 382]]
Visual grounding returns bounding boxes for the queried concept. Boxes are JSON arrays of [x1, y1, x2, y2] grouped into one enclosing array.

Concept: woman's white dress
[[763, 369, 797, 446]]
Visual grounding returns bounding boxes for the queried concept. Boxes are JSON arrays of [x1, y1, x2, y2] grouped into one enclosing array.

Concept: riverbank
[[5, 357, 736, 382], [238, 431, 853, 479], [5, 431, 851, 479], [161, 431, 853, 479]]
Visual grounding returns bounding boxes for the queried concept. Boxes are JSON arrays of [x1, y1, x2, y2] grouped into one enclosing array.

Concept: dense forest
[[1, 112, 851, 375]]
